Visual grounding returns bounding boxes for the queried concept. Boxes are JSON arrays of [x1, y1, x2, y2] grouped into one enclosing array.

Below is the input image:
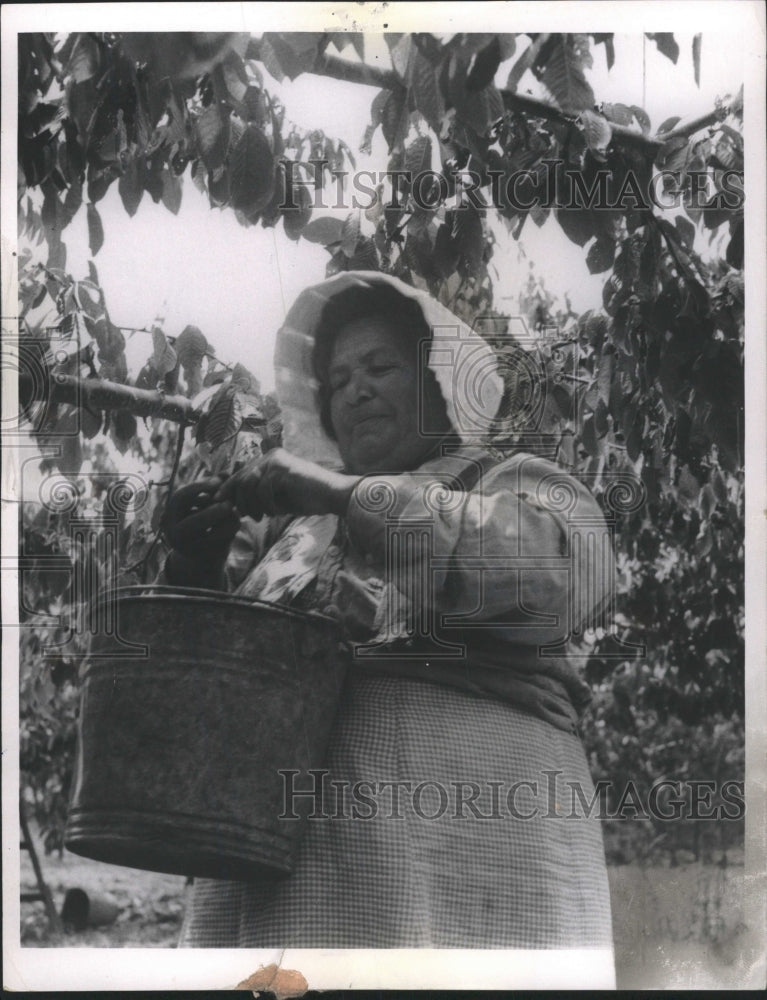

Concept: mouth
[[352, 413, 389, 429]]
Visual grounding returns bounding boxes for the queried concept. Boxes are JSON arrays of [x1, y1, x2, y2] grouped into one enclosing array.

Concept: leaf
[[46, 233, 66, 271], [657, 115, 682, 135], [61, 431, 83, 479], [242, 86, 269, 126], [381, 88, 409, 152], [699, 483, 717, 521], [466, 36, 503, 92], [118, 158, 144, 217], [200, 385, 242, 449], [77, 280, 104, 320], [220, 50, 249, 102], [539, 34, 595, 112], [452, 205, 484, 269], [174, 325, 208, 367], [404, 136, 432, 177], [388, 35, 413, 78], [646, 33, 679, 64], [579, 109, 612, 160], [433, 222, 460, 278], [196, 102, 229, 170], [86, 203, 103, 256], [348, 236, 379, 271], [694, 524, 713, 558], [556, 206, 594, 247], [581, 413, 599, 457], [586, 237, 616, 274], [257, 33, 321, 82], [594, 398, 609, 437], [300, 216, 344, 245], [68, 34, 100, 84], [630, 106, 651, 134], [674, 214, 696, 252], [597, 344, 614, 405], [151, 327, 178, 375], [601, 102, 634, 126], [341, 213, 361, 256], [505, 44, 534, 93], [409, 48, 444, 131], [111, 409, 137, 453], [350, 33, 365, 61], [726, 217, 743, 269], [592, 33, 615, 71], [711, 468, 728, 504], [230, 361, 260, 396], [61, 177, 83, 229], [457, 84, 505, 135], [678, 465, 700, 503], [230, 123, 274, 211], [134, 361, 159, 391], [268, 32, 324, 77], [282, 182, 312, 241], [692, 34, 702, 87], [161, 168, 183, 215], [41, 185, 63, 234], [257, 36, 285, 82], [369, 88, 391, 132], [76, 405, 102, 439], [626, 410, 643, 462]]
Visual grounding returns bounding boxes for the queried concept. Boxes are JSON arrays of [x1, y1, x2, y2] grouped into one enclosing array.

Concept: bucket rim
[[91, 585, 342, 630]]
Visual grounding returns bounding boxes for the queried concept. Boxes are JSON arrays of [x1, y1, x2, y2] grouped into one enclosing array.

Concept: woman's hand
[[215, 448, 360, 520], [162, 478, 241, 588]]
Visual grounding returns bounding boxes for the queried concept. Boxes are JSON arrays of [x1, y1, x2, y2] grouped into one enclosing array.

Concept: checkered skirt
[[179, 673, 613, 949]]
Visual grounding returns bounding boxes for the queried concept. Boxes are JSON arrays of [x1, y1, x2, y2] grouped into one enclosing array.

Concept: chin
[[349, 453, 390, 475]]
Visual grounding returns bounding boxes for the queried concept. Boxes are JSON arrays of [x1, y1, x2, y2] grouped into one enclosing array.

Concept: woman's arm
[[344, 452, 614, 648]]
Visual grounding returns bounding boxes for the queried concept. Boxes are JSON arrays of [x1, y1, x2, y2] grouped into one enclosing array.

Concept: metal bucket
[[64, 586, 347, 881]]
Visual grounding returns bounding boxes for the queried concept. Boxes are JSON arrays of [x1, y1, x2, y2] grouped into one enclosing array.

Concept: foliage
[[15, 30, 744, 858]]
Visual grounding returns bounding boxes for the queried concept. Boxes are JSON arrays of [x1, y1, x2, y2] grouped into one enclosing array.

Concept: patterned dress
[[179, 446, 615, 950]]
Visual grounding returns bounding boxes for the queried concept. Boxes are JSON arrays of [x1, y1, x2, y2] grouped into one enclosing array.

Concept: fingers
[[166, 500, 240, 553], [166, 478, 224, 523], [214, 461, 268, 519]]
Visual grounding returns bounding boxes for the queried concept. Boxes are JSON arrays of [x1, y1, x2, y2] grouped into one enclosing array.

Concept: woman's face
[[327, 316, 449, 474]]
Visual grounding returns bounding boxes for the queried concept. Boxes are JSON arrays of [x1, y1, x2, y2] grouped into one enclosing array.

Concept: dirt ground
[[20, 843, 188, 948], [20, 836, 755, 988]]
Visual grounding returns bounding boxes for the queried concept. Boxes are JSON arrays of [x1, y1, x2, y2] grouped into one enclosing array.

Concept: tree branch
[[247, 37, 401, 91], [248, 37, 734, 159], [20, 373, 198, 424]]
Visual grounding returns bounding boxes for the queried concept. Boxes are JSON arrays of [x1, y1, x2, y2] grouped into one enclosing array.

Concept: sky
[[22, 30, 746, 390]]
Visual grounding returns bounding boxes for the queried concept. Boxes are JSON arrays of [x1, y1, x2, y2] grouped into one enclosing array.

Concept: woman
[[165, 272, 615, 951]]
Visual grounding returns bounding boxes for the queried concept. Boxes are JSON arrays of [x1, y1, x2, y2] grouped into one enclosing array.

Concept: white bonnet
[[274, 271, 503, 467]]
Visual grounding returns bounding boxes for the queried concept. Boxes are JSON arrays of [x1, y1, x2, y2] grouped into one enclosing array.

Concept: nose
[[341, 368, 375, 405]]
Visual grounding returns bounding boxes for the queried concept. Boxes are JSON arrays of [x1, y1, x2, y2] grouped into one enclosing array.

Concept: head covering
[[273, 271, 504, 467]]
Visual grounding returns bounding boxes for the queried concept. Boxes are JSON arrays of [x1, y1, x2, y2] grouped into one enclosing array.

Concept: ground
[[20, 836, 755, 988], [20, 842, 187, 948]]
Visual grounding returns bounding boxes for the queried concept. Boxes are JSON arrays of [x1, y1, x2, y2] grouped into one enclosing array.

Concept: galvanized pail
[[65, 586, 346, 881]]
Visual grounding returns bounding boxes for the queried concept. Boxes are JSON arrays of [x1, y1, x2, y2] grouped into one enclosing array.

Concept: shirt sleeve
[[345, 452, 614, 648]]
